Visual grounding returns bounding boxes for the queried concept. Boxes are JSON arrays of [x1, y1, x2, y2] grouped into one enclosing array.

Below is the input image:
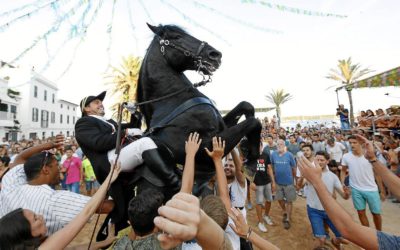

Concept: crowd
[[0, 92, 400, 250]]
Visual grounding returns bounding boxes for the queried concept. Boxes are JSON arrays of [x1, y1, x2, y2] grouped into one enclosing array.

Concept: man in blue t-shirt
[[336, 104, 350, 130], [270, 139, 296, 230]]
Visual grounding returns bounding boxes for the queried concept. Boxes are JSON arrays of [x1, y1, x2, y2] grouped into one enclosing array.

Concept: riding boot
[[142, 149, 181, 193]]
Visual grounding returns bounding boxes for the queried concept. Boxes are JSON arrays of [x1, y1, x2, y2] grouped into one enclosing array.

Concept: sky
[[0, 0, 400, 119]]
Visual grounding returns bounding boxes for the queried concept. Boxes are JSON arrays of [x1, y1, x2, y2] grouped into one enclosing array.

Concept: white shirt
[[0, 165, 90, 235], [341, 152, 378, 191], [307, 168, 343, 210], [225, 217, 240, 250], [228, 178, 247, 209], [326, 142, 346, 163]]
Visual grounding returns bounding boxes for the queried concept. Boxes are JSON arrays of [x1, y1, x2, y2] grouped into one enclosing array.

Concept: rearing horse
[[137, 24, 262, 193]]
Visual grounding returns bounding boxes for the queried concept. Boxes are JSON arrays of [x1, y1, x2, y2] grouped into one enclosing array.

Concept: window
[[67, 131, 70, 137], [34, 86, 38, 98], [73, 107, 75, 111], [10, 105, 16, 119], [60, 114, 63, 124], [32, 108, 38, 122], [51, 112, 55, 123], [52, 94, 55, 104], [73, 116, 76, 124], [29, 133, 37, 139], [44, 90, 47, 101], [60, 104, 63, 108], [41, 110, 49, 128], [0, 103, 7, 112], [67, 115, 69, 124], [51, 131, 54, 137], [67, 106, 69, 110], [42, 132, 46, 140]]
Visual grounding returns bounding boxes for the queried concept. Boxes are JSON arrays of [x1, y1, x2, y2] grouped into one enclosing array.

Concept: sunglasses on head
[[41, 151, 54, 167]]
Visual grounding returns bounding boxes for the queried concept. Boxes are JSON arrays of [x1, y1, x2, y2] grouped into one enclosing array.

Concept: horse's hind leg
[[223, 101, 255, 128], [216, 117, 261, 161]]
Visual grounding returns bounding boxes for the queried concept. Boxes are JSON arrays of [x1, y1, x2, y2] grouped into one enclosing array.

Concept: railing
[[0, 111, 15, 120]]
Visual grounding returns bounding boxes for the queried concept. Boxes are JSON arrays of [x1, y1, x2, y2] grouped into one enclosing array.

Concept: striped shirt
[[0, 164, 90, 235]]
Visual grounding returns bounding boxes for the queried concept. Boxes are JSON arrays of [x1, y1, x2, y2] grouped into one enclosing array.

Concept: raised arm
[[356, 134, 400, 199], [11, 134, 64, 168], [205, 137, 231, 211], [231, 147, 245, 187], [298, 156, 378, 250], [39, 163, 121, 250], [228, 207, 279, 250], [180, 132, 202, 193]]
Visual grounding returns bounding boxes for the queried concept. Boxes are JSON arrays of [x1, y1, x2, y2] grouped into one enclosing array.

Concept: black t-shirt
[[254, 153, 271, 186]]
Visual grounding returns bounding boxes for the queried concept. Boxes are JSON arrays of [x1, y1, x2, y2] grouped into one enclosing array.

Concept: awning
[[0, 92, 18, 104], [337, 66, 400, 91]]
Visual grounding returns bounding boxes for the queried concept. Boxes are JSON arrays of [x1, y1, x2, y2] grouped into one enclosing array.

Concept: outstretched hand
[[297, 156, 322, 185], [228, 207, 249, 238], [355, 134, 377, 161], [53, 134, 65, 149], [154, 192, 201, 249], [205, 137, 225, 161], [185, 132, 202, 156]]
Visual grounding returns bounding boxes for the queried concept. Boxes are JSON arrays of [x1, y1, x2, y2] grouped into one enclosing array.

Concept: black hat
[[80, 91, 106, 117]]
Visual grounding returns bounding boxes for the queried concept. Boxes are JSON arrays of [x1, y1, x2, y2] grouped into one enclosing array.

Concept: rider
[[75, 91, 181, 230]]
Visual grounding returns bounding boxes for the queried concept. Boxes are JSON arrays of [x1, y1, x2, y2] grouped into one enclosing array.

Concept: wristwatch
[[369, 159, 377, 164]]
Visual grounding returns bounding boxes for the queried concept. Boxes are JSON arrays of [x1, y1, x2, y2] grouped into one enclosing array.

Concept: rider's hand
[[185, 132, 202, 157], [52, 134, 64, 149], [205, 137, 225, 161]]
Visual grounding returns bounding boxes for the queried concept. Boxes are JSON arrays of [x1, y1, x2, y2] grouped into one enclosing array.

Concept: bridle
[[129, 36, 216, 109], [158, 35, 217, 77]]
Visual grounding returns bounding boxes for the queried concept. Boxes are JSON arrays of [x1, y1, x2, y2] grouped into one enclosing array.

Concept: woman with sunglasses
[[0, 158, 121, 249]]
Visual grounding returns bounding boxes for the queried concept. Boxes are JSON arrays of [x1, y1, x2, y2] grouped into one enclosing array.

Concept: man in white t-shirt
[[341, 135, 386, 231], [326, 138, 346, 164], [304, 151, 350, 248], [224, 149, 249, 250]]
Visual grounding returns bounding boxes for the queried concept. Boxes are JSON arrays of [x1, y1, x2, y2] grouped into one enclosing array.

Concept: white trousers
[[107, 137, 157, 172]]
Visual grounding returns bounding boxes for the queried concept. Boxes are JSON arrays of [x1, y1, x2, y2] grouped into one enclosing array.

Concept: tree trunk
[[346, 90, 355, 127], [276, 106, 281, 128]]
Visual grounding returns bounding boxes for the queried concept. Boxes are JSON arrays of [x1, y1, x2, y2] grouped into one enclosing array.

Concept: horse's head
[[147, 23, 222, 75]]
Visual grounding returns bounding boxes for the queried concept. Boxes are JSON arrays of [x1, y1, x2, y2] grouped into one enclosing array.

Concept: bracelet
[[246, 227, 252, 241], [369, 159, 377, 164]]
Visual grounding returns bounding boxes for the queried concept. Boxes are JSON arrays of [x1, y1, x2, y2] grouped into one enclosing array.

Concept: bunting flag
[[9, 0, 86, 65], [0, 0, 68, 32], [160, 0, 232, 45], [138, 0, 155, 24], [0, 0, 50, 18], [241, 0, 347, 18], [56, 0, 105, 80], [189, 0, 282, 34]]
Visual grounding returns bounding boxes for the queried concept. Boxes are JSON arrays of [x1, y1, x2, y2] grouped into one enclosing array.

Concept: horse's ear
[[147, 23, 163, 36]]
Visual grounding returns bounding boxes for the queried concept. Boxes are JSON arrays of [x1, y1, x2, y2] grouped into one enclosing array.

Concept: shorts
[[351, 187, 381, 214], [275, 184, 296, 202], [85, 180, 94, 191], [255, 183, 273, 204], [307, 205, 342, 238]]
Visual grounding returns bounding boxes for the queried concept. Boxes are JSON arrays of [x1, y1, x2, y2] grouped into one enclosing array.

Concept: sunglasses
[[41, 151, 54, 167]]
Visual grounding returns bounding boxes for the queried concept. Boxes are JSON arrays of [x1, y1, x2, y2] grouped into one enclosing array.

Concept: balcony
[[0, 111, 16, 127]]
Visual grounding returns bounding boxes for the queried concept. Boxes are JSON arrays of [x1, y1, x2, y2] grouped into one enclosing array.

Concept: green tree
[[265, 89, 293, 127], [105, 55, 141, 121], [326, 57, 373, 127]]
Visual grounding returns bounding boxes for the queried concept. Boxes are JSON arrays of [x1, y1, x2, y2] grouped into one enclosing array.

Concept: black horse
[[137, 24, 262, 194]]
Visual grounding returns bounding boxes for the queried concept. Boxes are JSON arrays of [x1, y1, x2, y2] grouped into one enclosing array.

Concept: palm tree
[[265, 89, 293, 127], [326, 57, 373, 127], [105, 55, 141, 122]]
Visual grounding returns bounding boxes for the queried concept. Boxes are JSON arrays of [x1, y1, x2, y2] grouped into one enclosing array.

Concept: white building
[[0, 77, 20, 141], [7, 70, 78, 140]]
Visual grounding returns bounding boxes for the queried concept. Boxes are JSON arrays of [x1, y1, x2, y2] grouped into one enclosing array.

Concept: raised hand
[[106, 161, 122, 184], [298, 156, 322, 185], [228, 207, 249, 238], [185, 132, 202, 157], [53, 134, 65, 149], [154, 193, 201, 249], [355, 134, 376, 161], [205, 137, 225, 161]]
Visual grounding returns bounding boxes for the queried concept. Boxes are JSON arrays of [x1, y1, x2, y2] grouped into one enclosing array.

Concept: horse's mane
[[151, 24, 189, 37]]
